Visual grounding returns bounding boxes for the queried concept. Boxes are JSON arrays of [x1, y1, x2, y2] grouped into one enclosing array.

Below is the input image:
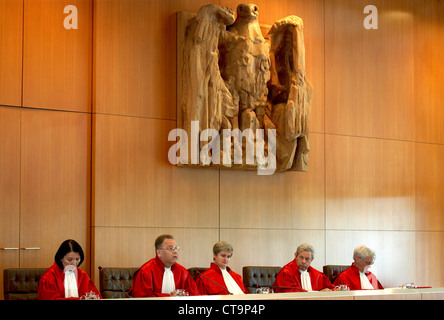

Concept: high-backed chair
[[187, 267, 208, 280], [242, 266, 281, 293], [322, 265, 349, 284], [3, 268, 47, 300], [99, 267, 138, 299]]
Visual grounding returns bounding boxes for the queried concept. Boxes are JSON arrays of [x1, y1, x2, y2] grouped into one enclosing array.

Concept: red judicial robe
[[273, 259, 334, 292], [196, 263, 248, 295], [129, 256, 199, 297], [333, 264, 384, 290], [38, 262, 101, 300]]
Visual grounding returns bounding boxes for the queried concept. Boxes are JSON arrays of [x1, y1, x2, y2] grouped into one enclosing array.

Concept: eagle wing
[[180, 4, 235, 134], [266, 16, 313, 141]]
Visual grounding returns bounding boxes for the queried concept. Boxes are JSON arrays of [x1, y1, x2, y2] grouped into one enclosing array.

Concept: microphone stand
[[98, 266, 132, 298], [196, 271, 233, 295]]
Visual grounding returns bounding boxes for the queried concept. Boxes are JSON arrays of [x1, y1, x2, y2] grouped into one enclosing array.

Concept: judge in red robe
[[129, 234, 199, 297], [333, 245, 384, 290], [273, 243, 334, 292], [38, 239, 101, 300], [196, 241, 248, 295]]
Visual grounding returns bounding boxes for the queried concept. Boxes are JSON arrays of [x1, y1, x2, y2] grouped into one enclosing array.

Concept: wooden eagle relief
[[174, 4, 312, 175]]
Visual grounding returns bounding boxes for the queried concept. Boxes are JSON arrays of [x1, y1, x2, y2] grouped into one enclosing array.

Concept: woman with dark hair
[[38, 239, 101, 300]]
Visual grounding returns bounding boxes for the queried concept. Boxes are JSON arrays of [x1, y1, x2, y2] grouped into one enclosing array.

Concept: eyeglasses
[[359, 257, 374, 265], [159, 246, 180, 252]]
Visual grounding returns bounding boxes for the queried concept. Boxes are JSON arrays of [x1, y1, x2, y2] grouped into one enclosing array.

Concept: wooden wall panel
[[0, 107, 20, 299], [0, 0, 22, 107], [326, 135, 416, 230], [326, 230, 415, 288], [221, 0, 325, 133], [93, 0, 217, 118], [220, 133, 324, 230], [92, 226, 219, 283], [20, 109, 91, 270], [415, 142, 444, 231], [86, 0, 444, 290], [93, 114, 220, 228], [415, 232, 444, 288], [0, 108, 20, 248], [325, 0, 415, 141], [220, 229, 326, 275], [2, 0, 444, 296], [23, 0, 92, 112], [414, 0, 444, 144]]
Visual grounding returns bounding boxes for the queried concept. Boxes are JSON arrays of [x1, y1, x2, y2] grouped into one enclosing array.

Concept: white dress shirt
[[162, 267, 176, 294], [220, 268, 245, 295], [300, 269, 313, 292]]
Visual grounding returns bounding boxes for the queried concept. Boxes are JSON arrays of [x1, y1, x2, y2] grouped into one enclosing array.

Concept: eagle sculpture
[[176, 3, 312, 174]]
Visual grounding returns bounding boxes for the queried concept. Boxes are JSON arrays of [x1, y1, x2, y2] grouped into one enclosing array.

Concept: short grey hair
[[296, 243, 315, 259], [213, 241, 234, 256], [353, 245, 376, 261]]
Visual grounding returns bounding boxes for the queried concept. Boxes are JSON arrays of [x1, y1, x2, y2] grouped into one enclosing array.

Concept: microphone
[[270, 285, 307, 292], [196, 271, 233, 295], [98, 266, 132, 298]]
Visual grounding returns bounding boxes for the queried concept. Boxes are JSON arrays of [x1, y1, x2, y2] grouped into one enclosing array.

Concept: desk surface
[[102, 288, 443, 318], [128, 287, 444, 301]]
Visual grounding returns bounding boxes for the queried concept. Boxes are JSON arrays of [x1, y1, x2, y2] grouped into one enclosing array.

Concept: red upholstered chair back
[[322, 265, 349, 284], [3, 268, 47, 300], [242, 266, 282, 293]]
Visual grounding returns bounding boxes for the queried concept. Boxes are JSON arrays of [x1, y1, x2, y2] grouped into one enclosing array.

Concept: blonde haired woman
[[196, 241, 248, 295]]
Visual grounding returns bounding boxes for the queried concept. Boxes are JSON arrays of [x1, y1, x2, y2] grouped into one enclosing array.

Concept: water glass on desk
[[255, 287, 274, 294], [80, 291, 100, 300], [401, 283, 416, 289], [334, 284, 349, 291], [175, 289, 190, 296]]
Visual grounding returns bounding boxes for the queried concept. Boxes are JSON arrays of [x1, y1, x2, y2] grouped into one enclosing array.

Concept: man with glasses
[[129, 234, 199, 297], [333, 245, 384, 290]]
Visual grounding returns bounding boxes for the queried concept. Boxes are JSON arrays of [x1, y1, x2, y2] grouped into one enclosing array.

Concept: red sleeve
[[368, 273, 384, 289], [230, 271, 249, 294], [130, 261, 199, 297], [176, 267, 199, 296], [38, 266, 100, 300], [376, 280, 384, 289], [273, 268, 303, 293], [77, 270, 102, 299], [195, 270, 229, 295], [185, 270, 199, 296], [195, 275, 210, 295], [38, 274, 71, 300], [378, 281, 384, 289], [195, 270, 246, 295], [333, 272, 348, 288], [130, 268, 170, 297], [333, 269, 361, 290], [316, 272, 335, 290]]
